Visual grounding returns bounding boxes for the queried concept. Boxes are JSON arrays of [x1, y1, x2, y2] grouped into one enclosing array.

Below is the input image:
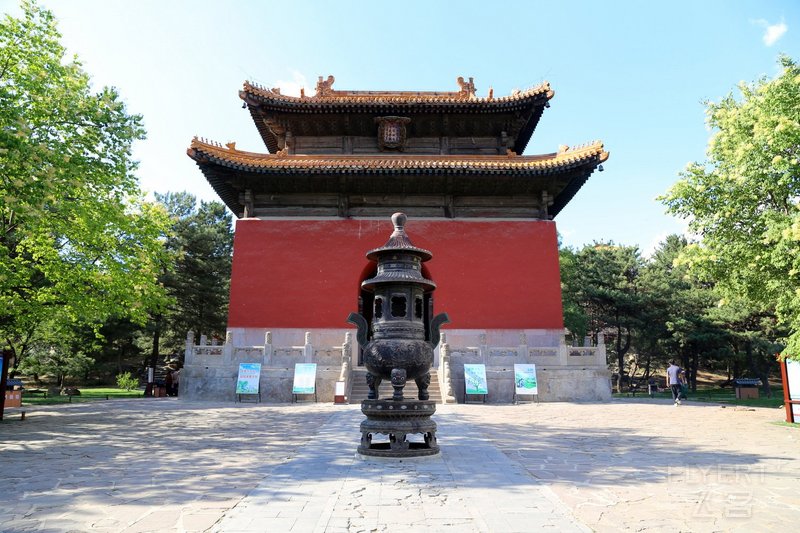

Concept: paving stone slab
[[2, 398, 799, 532]]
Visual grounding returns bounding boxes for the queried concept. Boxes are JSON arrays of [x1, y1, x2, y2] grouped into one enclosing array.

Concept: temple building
[[184, 75, 611, 403]]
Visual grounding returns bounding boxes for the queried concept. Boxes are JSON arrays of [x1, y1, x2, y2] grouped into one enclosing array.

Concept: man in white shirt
[[666, 361, 683, 406]]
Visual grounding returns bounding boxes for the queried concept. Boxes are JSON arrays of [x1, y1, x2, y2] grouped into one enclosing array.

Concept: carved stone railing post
[[518, 332, 528, 359], [223, 331, 233, 363], [304, 331, 313, 363], [340, 332, 352, 396], [557, 332, 569, 366], [596, 332, 607, 366], [199, 334, 208, 347], [479, 333, 488, 364], [263, 331, 273, 363], [440, 333, 452, 403], [185, 331, 195, 364]]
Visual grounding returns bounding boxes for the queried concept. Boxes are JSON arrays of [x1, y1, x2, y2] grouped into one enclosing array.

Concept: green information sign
[[235, 363, 261, 394], [292, 363, 317, 394], [464, 364, 488, 395], [514, 363, 538, 395]]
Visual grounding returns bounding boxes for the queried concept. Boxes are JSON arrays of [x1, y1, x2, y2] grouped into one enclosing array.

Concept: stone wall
[[182, 331, 353, 403], [182, 329, 611, 403], [439, 333, 612, 403]]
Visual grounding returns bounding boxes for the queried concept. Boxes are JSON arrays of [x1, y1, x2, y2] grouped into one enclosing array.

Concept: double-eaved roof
[[188, 75, 608, 219], [241, 75, 555, 155]]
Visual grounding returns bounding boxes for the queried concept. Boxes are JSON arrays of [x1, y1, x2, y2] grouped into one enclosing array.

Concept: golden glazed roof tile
[[188, 138, 608, 172], [241, 75, 554, 106]]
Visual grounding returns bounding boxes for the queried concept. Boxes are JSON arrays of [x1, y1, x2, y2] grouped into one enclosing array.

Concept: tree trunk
[[150, 315, 161, 372], [689, 352, 699, 392], [615, 322, 631, 393], [616, 332, 625, 393], [757, 350, 773, 398], [745, 340, 755, 376], [759, 368, 772, 398]]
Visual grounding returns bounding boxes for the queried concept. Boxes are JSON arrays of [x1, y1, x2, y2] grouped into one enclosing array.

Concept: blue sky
[[3, 0, 799, 253]]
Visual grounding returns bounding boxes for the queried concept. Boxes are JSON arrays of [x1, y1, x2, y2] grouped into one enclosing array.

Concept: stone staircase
[[349, 367, 443, 404]]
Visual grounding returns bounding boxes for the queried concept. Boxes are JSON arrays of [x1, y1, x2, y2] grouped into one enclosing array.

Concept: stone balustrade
[[182, 330, 354, 402], [438, 332, 610, 403], [183, 329, 610, 403]]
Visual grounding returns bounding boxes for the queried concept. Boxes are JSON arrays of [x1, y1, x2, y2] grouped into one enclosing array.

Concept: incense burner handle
[[347, 312, 369, 347], [429, 312, 450, 348]]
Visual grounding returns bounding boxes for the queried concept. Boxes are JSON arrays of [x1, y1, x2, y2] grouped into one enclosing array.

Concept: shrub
[[116, 371, 139, 391]]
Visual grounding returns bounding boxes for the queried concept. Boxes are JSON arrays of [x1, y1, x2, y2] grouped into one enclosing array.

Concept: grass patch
[[771, 421, 800, 429], [21, 386, 145, 406], [614, 386, 786, 409]]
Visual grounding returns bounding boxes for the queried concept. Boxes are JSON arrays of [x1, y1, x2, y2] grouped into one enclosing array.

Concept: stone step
[[349, 368, 442, 404]]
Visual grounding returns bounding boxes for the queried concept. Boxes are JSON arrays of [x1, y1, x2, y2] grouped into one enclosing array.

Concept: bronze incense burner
[[348, 213, 449, 457]]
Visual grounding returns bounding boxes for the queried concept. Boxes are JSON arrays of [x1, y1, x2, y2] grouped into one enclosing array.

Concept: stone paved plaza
[[1, 398, 798, 532]]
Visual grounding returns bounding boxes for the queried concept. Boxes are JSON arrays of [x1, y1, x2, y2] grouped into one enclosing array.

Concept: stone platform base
[[358, 399, 439, 457]]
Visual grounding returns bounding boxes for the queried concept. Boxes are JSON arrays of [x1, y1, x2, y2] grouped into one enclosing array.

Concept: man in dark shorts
[[666, 361, 684, 406]]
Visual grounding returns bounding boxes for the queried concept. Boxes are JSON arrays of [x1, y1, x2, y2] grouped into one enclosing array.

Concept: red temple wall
[[228, 218, 564, 330]]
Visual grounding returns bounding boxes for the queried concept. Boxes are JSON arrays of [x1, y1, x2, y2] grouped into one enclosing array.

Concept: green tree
[[0, 1, 169, 372], [559, 246, 589, 341], [17, 318, 95, 387], [153, 192, 233, 357], [636, 235, 727, 390], [661, 55, 800, 360], [707, 298, 783, 396], [566, 243, 644, 390]]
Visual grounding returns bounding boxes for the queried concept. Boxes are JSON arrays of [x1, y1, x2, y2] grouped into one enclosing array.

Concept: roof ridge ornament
[[315, 75, 335, 97], [456, 76, 476, 98]]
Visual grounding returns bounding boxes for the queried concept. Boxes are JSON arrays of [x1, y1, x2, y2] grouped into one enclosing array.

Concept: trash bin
[[733, 378, 760, 399], [4, 379, 22, 408]]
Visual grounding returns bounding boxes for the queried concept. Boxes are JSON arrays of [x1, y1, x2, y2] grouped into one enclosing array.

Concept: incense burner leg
[[424, 431, 437, 448], [366, 372, 381, 400], [391, 368, 407, 401], [390, 432, 409, 451], [415, 372, 431, 401]]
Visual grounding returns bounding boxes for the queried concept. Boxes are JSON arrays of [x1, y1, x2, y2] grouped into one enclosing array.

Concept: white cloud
[[764, 22, 788, 46], [641, 217, 695, 259], [270, 71, 309, 97], [642, 230, 672, 259], [752, 18, 788, 46]]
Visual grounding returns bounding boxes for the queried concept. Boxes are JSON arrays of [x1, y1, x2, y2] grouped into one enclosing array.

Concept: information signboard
[[235, 363, 261, 394], [464, 364, 488, 395], [0, 352, 6, 421], [292, 363, 317, 394], [514, 364, 538, 395], [0, 351, 9, 421], [787, 359, 800, 421]]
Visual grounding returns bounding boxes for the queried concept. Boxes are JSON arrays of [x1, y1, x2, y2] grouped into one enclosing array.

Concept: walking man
[[666, 361, 683, 406]]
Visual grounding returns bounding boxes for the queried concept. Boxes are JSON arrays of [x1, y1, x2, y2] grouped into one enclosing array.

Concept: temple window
[[384, 122, 401, 144], [415, 297, 423, 319], [391, 295, 407, 318], [374, 297, 383, 319]]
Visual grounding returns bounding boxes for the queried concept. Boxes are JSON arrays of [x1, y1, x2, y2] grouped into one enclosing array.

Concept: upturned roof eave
[[239, 82, 555, 153], [187, 144, 609, 219], [186, 137, 608, 174]]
